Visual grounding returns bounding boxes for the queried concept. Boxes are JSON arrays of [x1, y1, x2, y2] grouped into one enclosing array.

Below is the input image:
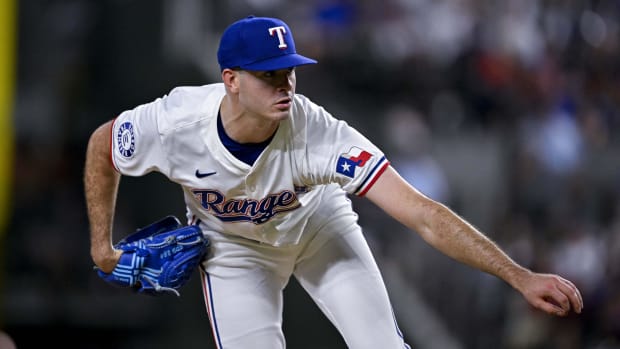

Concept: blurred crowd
[[4, 0, 620, 348]]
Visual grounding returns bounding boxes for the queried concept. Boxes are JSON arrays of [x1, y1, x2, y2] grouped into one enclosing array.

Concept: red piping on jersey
[[109, 117, 120, 172], [357, 161, 389, 197]]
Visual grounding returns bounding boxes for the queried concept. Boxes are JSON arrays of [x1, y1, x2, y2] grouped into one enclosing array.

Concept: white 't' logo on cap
[[268, 26, 288, 49]]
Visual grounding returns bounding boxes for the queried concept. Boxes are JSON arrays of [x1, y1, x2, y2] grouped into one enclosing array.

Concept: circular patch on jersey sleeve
[[116, 121, 136, 158]]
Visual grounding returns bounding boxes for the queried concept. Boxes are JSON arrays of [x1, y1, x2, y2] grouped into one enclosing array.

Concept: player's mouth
[[274, 97, 292, 110]]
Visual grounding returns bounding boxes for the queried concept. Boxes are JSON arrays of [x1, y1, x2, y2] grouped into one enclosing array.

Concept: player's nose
[[275, 76, 292, 91], [275, 69, 295, 91]]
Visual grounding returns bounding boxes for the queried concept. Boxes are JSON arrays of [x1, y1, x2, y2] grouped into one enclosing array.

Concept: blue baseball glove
[[96, 216, 209, 296]]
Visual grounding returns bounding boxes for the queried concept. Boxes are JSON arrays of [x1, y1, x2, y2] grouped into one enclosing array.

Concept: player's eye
[[261, 69, 294, 79]]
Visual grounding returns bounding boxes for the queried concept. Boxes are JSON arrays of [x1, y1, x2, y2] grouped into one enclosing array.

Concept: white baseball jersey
[[110, 83, 411, 349], [110, 83, 389, 246]]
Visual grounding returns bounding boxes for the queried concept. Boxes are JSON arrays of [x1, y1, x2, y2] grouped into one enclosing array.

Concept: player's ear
[[222, 68, 240, 94]]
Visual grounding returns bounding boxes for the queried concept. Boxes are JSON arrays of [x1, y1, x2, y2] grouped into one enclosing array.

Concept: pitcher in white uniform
[[84, 15, 583, 349]]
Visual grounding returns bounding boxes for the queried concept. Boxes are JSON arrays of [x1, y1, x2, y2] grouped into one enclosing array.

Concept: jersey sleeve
[[110, 95, 170, 177], [299, 97, 390, 196]]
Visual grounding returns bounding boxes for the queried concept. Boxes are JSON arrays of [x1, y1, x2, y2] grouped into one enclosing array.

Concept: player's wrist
[[91, 246, 122, 273], [504, 265, 534, 293]]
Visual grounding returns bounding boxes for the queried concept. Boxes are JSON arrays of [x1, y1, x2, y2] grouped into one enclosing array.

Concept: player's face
[[237, 68, 296, 121]]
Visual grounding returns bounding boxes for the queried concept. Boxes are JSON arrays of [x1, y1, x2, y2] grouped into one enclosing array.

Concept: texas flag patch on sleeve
[[336, 146, 374, 178]]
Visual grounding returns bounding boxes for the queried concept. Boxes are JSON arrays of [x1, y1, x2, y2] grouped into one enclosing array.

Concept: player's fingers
[[534, 296, 567, 317], [550, 286, 571, 313], [556, 277, 583, 313], [562, 278, 583, 309]]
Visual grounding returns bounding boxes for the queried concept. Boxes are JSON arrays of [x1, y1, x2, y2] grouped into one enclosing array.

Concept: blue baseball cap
[[217, 16, 317, 71]]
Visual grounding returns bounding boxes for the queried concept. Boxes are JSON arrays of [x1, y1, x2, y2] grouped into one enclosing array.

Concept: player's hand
[[515, 271, 583, 316]]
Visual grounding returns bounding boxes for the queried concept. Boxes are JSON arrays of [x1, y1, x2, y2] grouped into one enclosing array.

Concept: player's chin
[[271, 107, 291, 120]]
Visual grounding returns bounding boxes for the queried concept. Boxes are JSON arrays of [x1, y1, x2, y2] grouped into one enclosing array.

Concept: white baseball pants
[[200, 188, 410, 349]]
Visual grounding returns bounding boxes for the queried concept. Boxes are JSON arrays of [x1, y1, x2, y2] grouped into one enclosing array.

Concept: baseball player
[[84, 16, 583, 349]]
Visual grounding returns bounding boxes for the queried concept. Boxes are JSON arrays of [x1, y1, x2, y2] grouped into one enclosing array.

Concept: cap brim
[[240, 53, 317, 71]]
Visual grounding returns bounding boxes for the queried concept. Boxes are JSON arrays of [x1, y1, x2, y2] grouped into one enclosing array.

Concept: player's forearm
[[366, 167, 529, 287], [415, 200, 529, 288], [84, 121, 121, 271]]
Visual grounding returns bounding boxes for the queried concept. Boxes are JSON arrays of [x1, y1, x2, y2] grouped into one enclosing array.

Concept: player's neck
[[220, 99, 279, 144]]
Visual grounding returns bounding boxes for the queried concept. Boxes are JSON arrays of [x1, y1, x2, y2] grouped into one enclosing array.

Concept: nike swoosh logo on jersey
[[195, 170, 217, 178]]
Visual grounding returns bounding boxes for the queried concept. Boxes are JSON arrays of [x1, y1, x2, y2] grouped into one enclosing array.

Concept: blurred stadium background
[[2, 0, 620, 348]]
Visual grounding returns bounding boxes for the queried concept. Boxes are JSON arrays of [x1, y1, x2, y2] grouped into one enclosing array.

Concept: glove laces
[[140, 276, 181, 297]]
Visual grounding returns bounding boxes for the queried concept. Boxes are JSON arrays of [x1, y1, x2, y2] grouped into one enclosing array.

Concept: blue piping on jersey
[[354, 156, 388, 195]]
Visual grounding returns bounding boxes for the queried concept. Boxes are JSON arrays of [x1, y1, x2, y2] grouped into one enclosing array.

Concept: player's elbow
[[411, 198, 453, 244]]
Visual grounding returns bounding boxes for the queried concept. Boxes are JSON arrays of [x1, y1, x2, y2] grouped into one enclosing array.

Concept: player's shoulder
[[292, 93, 314, 110], [163, 83, 224, 112], [291, 93, 336, 124], [158, 83, 224, 131]]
